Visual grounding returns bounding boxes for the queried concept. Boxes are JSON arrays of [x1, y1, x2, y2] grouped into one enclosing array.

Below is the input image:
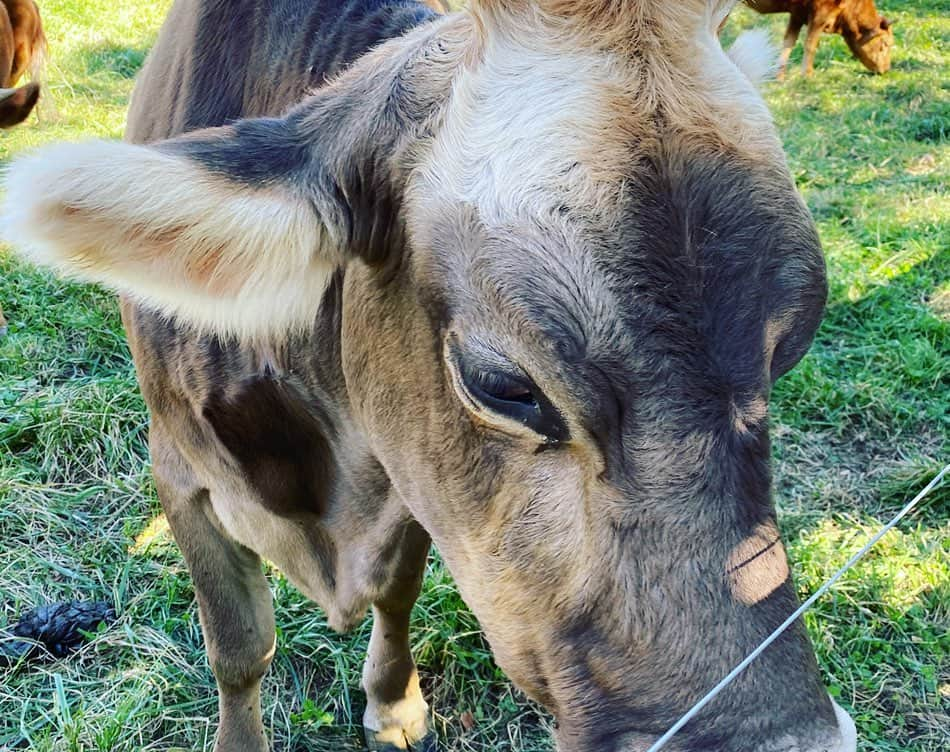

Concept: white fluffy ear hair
[[0, 23, 430, 342], [2, 138, 340, 340], [728, 29, 778, 86], [0, 15, 435, 342]]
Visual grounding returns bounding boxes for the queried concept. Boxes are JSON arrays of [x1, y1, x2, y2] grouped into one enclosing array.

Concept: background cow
[[0, 0, 43, 125], [4, 2, 857, 751], [746, 0, 894, 76], [0, 0, 43, 340], [1, 0, 44, 87]]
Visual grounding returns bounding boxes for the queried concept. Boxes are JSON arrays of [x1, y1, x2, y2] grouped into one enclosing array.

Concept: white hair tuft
[[727, 29, 778, 87]]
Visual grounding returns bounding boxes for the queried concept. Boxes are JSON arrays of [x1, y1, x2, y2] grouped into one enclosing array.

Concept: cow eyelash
[[447, 340, 570, 445], [462, 366, 538, 407]]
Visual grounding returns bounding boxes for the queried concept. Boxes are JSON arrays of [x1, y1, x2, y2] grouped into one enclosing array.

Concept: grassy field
[[0, 1, 947, 750]]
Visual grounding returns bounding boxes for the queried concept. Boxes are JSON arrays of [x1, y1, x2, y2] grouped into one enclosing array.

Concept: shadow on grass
[[38, 41, 152, 110], [773, 251, 948, 487], [823, 251, 947, 340], [68, 42, 149, 80], [798, 287, 942, 462]]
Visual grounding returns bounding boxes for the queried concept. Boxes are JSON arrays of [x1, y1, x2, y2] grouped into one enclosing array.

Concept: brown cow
[[0, 0, 44, 126], [1, 0, 45, 86], [4, 2, 857, 751], [747, 0, 894, 77]]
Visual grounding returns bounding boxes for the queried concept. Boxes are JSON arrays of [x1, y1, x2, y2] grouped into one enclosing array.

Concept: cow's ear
[[2, 104, 404, 339], [1, 22, 438, 339], [727, 29, 778, 87]]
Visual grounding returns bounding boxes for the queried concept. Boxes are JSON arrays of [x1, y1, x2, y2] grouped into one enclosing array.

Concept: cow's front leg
[[362, 522, 435, 751], [778, 13, 806, 80], [802, 19, 824, 77], [152, 432, 275, 752]]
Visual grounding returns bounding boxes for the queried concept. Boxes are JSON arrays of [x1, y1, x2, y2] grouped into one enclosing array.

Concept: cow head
[[845, 14, 894, 74], [3, 1, 855, 750]]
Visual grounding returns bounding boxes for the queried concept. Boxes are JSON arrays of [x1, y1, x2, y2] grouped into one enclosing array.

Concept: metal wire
[[645, 463, 950, 752]]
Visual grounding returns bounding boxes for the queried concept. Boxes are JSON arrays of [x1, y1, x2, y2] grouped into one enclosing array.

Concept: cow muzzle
[[606, 695, 857, 752]]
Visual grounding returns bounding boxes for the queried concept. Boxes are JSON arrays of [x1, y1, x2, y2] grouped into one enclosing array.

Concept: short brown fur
[[0, 0, 44, 87]]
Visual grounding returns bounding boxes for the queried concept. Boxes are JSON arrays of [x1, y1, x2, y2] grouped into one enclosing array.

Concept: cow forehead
[[412, 44, 629, 226], [409, 10, 782, 226], [406, 31, 789, 348]]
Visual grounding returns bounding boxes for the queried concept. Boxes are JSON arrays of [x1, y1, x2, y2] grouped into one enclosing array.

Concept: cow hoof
[[364, 728, 438, 751], [413, 731, 438, 752]]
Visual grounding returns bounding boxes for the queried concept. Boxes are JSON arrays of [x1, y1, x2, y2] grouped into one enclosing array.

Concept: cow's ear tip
[[2, 139, 111, 241], [728, 28, 778, 87]]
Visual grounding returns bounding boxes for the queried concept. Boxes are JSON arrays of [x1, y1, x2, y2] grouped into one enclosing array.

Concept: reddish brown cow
[[747, 0, 894, 76], [1, 0, 45, 86], [0, 0, 44, 126], [0, 1, 43, 340]]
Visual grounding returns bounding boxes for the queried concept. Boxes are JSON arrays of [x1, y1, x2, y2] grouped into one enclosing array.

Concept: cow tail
[[28, 20, 46, 84]]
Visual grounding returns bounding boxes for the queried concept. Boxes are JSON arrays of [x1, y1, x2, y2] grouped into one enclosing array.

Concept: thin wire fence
[[646, 464, 950, 752]]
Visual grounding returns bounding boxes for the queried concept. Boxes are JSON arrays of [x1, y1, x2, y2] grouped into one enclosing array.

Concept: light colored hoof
[[364, 726, 437, 751], [362, 680, 432, 751]]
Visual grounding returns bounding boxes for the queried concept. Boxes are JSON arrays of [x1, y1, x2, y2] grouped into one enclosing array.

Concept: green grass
[[1, 1, 947, 750]]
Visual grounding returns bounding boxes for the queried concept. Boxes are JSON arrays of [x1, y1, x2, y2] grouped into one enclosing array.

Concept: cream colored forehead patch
[[726, 521, 790, 606], [415, 37, 632, 226]]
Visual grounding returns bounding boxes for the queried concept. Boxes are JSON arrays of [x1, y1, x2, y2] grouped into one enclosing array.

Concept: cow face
[[3, 2, 855, 750], [342, 7, 846, 750], [847, 16, 895, 74]]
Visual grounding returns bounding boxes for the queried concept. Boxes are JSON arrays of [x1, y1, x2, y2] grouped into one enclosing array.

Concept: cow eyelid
[[445, 337, 570, 445], [463, 366, 538, 407]]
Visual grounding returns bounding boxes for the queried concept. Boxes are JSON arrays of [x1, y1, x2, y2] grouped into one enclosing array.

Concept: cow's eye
[[448, 342, 570, 444], [462, 365, 539, 411]]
